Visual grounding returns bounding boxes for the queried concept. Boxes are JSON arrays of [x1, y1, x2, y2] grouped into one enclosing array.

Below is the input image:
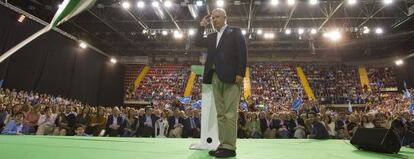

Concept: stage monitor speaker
[[350, 128, 401, 154]]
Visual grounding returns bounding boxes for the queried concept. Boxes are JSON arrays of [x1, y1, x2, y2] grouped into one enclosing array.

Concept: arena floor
[[0, 136, 413, 159]]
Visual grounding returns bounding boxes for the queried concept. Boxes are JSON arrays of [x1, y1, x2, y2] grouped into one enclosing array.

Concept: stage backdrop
[[0, 5, 124, 106]]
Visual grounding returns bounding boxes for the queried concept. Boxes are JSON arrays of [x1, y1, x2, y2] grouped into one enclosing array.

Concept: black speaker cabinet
[[350, 128, 401, 154]]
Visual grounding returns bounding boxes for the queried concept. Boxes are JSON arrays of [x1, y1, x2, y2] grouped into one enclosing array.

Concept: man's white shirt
[[216, 24, 228, 48]]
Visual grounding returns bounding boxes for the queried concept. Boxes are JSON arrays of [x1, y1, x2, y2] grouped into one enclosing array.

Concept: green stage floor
[[0, 136, 413, 159]]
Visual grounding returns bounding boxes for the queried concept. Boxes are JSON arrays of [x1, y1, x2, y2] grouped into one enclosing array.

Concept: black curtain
[[0, 5, 124, 106]]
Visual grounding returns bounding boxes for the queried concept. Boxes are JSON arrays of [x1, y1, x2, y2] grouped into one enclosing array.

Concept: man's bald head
[[212, 8, 227, 17], [211, 8, 227, 31]]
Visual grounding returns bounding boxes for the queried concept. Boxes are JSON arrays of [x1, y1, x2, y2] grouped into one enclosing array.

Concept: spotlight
[[110, 58, 117, 64], [216, 0, 224, 7], [142, 29, 148, 34], [395, 59, 403, 66], [264, 32, 275, 39], [330, 31, 341, 41], [196, 0, 203, 6], [188, 29, 195, 36], [323, 32, 330, 38], [287, 0, 295, 6], [384, 0, 393, 5], [257, 29, 263, 35], [324, 31, 341, 41], [17, 15, 25, 23], [152, 1, 159, 7], [122, 1, 130, 9], [271, 0, 279, 6], [347, 0, 357, 5], [363, 26, 370, 34], [162, 30, 168, 36], [164, 1, 172, 8], [310, 28, 317, 34], [375, 28, 384, 34], [298, 28, 304, 35], [174, 31, 183, 39], [285, 29, 291, 35], [137, 1, 145, 8], [242, 29, 247, 35], [79, 42, 87, 49], [309, 0, 318, 5]]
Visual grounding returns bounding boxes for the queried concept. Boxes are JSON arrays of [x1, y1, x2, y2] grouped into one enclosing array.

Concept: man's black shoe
[[214, 149, 236, 158], [208, 150, 216, 156], [208, 148, 224, 156]]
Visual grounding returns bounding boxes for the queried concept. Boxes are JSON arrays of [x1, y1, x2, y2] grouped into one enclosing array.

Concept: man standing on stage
[[194, 8, 247, 158]]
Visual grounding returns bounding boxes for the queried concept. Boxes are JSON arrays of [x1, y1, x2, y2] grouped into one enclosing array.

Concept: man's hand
[[200, 14, 210, 27], [235, 75, 243, 84]]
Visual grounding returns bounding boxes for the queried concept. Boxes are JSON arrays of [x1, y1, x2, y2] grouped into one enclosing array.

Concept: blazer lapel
[[212, 32, 218, 51], [216, 27, 232, 50]]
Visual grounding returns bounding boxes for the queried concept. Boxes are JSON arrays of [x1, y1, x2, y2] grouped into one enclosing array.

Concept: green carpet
[[0, 136, 413, 159]]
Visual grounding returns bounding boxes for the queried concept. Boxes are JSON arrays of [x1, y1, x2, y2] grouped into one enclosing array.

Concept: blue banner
[[191, 100, 202, 109], [179, 96, 192, 104], [291, 97, 302, 111], [348, 101, 353, 113]]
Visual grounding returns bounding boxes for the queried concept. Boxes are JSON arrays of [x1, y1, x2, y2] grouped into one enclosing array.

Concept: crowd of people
[[1, 84, 414, 147], [249, 63, 307, 112], [238, 91, 413, 142], [0, 88, 201, 138], [0, 62, 402, 147], [123, 63, 398, 108], [368, 67, 398, 94], [125, 64, 190, 104], [303, 64, 364, 104]]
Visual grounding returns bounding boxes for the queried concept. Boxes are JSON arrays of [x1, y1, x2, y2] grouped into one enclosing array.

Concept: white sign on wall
[[119, 56, 149, 64]]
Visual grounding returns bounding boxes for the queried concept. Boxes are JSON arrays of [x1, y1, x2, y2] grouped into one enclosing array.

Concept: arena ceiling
[[4, 0, 414, 60]]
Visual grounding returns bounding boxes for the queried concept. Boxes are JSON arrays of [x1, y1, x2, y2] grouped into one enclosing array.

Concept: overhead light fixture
[[347, 0, 357, 5], [137, 1, 145, 8], [142, 29, 148, 34], [188, 29, 195, 36], [363, 26, 370, 34], [257, 29, 263, 35], [287, 0, 295, 6], [331, 31, 341, 41], [174, 31, 183, 39], [110, 58, 117, 64], [309, 0, 318, 5], [285, 29, 291, 35], [121, 1, 130, 9], [79, 42, 87, 49], [324, 31, 341, 41], [164, 0, 172, 8], [242, 29, 247, 35], [196, 0, 203, 6], [384, 0, 393, 5], [310, 28, 317, 34], [375, 28, 384, 34], [217, 0, 224, 7], [395, 59, 403, 66], [264, 32, 275, 39], [152, 1, 159, 7], [162, 30, 168, 36], [271, 0, 279, 6], [17, 15, 25, 23], [298, 28, 304, 35]]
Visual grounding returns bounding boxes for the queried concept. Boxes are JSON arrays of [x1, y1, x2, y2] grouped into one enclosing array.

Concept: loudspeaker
[[350, 128, 401, 154]]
